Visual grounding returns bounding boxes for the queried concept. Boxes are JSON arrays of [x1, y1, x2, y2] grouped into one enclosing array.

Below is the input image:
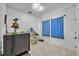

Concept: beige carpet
[[29, 41, 76, 56]]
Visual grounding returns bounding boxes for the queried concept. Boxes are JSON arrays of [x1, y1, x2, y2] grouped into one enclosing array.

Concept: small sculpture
[[11, 18, 19, 32]]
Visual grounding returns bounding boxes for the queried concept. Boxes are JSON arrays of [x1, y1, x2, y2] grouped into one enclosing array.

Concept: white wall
[[39, 5, 77, 51], [75, 4, 79, 55], [0, 3, 6, 54], [7, 8, 40, 34]]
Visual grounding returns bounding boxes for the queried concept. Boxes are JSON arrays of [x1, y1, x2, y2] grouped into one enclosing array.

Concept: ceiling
[[7, 3, 74, 17]]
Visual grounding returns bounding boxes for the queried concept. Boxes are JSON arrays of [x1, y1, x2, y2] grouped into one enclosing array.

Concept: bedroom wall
[[39, 4, 77, 51], [0, 3, 6, 54], [75, 4, 79, 55], [7, 8, 40, 34]]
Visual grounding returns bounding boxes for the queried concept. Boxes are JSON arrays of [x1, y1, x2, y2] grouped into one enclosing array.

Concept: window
[[42, 20, 50, 36], [51, 16, 64, 39]]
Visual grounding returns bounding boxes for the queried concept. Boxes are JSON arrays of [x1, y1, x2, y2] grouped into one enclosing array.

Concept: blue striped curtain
[[42, 20, 50, 36], [51, 16, 64, 39]]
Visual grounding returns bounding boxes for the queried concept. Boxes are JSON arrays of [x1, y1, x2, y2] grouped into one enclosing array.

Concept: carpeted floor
[[29, 41, 76, 56]]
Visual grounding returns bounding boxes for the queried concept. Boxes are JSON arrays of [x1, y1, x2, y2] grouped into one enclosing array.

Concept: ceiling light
[[32, 3, 44, 12]]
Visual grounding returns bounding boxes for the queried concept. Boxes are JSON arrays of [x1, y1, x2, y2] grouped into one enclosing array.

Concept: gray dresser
[[3, 33, 30, 56]]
